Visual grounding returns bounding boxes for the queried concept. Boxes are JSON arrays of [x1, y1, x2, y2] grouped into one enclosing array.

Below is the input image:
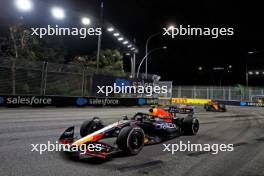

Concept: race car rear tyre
[[80, 117, 104, 137], [182, 117, 199, 135], [220, 105, 226, 112], [205, 105, 212, 111], [116, 126, 145, 155]]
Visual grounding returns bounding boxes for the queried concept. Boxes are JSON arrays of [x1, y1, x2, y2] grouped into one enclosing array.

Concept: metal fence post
[[89, 74, 94, 96], [40, 62, 45, 95], [43, 62, 48, 96], [178, 86, 181, 98], [249, 87, 252, 101], [241, 88, 244, 101], [223, 87, 225, 100], [211, 87, 213, 99], [193, 86, 196, 98], [11, 58, 16, 95], [228, 87, 231, 100], [81, 67, 86, 97]]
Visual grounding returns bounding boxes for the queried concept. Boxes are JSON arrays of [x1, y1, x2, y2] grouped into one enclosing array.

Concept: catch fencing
[[0, 58, 152, 97], [0, 58, 264, 101], [172, 86, 264, 101]]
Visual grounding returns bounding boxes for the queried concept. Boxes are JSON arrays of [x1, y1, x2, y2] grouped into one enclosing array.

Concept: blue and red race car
[[59, 106, 199, 159]]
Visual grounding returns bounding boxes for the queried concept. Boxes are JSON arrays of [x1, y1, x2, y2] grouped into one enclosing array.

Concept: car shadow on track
[[59, 150, 138, 165]]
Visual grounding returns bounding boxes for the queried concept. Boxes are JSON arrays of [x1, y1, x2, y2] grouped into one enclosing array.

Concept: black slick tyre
[[116, 126, 145, 155], [80, 117, 103, 137]]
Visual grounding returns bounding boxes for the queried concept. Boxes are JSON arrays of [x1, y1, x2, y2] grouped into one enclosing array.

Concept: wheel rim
[[192, 119, 199, 134], [129, 131, 144, 150]]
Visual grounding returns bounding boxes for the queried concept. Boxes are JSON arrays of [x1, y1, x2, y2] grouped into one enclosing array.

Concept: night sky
[[1, 0, 264, 85]]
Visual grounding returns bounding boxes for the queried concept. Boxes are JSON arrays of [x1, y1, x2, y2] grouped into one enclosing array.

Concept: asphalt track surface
[[1, 106, 264, 176]]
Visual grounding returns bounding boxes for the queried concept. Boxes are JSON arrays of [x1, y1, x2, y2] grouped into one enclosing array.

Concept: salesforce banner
[[0, 95, 158, 107], [215, 100, 264, 107]]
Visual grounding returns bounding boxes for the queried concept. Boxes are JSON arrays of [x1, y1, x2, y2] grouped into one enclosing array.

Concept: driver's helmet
[[149, 107, 172, 117]]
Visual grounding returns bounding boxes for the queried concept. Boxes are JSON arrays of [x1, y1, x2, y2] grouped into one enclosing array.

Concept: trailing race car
[[171, 104, 195, 114], [149, 104, 194, 115], [204, 100, 226, 112], [59, 106, 199, 159]]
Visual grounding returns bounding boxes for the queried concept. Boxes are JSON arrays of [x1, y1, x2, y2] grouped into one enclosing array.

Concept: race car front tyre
[[182, 117, 199, 135], [80, 117, 104, 137], [116, 126, 145, 155]]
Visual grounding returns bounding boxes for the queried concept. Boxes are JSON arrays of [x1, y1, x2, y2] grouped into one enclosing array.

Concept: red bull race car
[[59, 106, 199, 159], [173, 104, 195, 114]]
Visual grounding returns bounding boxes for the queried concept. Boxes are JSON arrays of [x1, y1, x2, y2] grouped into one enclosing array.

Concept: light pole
[[137, 46, 167, 78], [246, 51, 255, 87], [96, 1, 104, 73], [145, 31, 163, 78], [145, 25, 174, 78]]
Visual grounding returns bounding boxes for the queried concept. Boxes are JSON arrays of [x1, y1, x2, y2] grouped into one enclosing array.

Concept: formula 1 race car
[[149, 104, 194, 115], [204, 101, 226, 112], [59, 106, 199, 159], [171, 104, 195, 114]]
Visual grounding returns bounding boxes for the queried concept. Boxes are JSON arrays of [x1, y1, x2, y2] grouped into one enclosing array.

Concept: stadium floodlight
[[81, 17, 91, 25], [168, 25, 175, 30], [15, 0, 33, 12], [248, 71, 253, 75], [123, 41, 128, 45], [118, 37, 124, 41], [256, 71, 260, 75], [198, 66, 203, 71], [107, 27, 114, 32], [228, 65, 232, 69], [51, 7, 65, 20], [113, 33, 120, 37], [127, 45, 132, 48]]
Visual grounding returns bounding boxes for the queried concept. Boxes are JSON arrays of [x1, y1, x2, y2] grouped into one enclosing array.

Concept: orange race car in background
[[204, 100, 226, 112]]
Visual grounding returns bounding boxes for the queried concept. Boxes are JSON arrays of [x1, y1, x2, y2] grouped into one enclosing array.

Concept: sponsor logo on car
[[155, 123, 177, 129]]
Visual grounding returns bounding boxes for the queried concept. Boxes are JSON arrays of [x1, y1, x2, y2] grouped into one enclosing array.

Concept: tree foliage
[[71, 49, 125, 76], [0, 24, 66, 63]]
